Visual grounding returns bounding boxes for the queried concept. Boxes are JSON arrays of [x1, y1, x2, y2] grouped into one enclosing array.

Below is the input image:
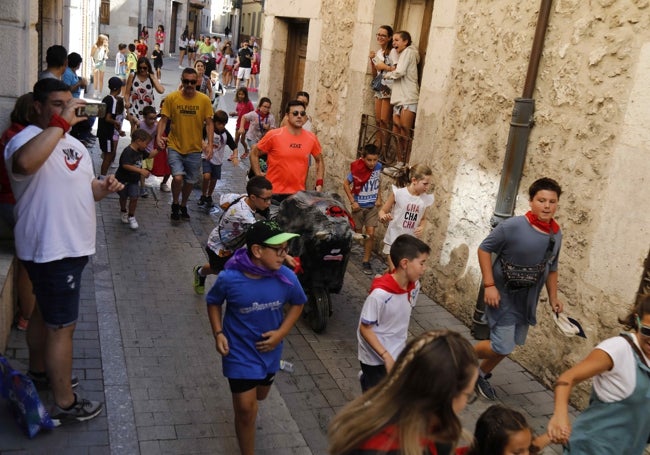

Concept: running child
[[229, 87, 254, 160], [343, 143, 382, 275], [98, 77, 125, 176], [198, 110, 237, 208], [193, 176, 273, 294], [457, 404, 551, 455], [378, 163, 434, 271], [115, 129, 153, 230], [357, 234, 430, 391], [206, 219, 306, 455], [239, 97, 275, 153]]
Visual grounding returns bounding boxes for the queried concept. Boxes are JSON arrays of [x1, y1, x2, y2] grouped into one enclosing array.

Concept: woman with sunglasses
[[369, 25, 398, 151], [548, 293, 650, 454], [124, 57, 164, 130]]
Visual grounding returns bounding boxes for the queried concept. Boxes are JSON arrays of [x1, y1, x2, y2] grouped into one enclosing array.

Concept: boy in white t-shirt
[[357, 234, 430, 391], [198, 110, 237, 208]]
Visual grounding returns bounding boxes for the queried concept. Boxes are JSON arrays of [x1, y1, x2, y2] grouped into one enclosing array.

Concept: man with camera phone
[[4, 78, 124, 425]]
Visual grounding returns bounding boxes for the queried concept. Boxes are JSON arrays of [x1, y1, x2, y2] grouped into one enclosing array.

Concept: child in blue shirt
[[206, 220, 306, 455]]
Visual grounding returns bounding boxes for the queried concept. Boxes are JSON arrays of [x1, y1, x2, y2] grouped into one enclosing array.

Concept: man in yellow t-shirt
[[156, 68, 214, 221]]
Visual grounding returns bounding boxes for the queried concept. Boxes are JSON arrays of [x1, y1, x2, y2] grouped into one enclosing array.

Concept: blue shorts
[[167, 148, 201, 184], [22, 256, 89, 328], [490, 323, 529, 355], [201, 160, 222, 179]]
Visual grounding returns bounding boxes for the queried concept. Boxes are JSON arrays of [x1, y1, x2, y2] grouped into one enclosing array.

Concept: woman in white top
[[383, 30, 420, 162], [91, 34, 109, 98], [548, 294, 650, 454], [369, 25, 398, 150]]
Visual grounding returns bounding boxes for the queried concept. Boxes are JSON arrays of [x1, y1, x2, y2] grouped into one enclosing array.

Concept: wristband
[[316, 179, 324, 187], [214, 331, 224, 337], [48, 114, 71, 134], [483, 282, 495, 288], [379, 350, 387, 357], [553, 380, 570, 388]]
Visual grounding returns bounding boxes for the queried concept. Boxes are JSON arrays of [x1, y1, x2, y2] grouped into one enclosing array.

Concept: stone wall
[[232, 0, 650, 404]]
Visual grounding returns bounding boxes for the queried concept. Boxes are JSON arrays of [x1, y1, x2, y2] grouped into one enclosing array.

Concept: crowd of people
[[1, 20, 649, 455]]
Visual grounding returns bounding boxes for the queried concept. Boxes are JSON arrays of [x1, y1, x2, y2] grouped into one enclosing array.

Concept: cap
[[108, 76, 124, 90], [246, 220, 299, 249], [553, 312, 586, 338]]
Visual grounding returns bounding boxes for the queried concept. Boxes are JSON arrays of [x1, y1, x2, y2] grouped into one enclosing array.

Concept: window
[[147, 0, 154, 28], [100, 0, 110, 25]]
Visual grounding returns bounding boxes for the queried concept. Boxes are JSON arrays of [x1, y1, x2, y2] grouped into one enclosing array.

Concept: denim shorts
[[202, 160, 222, 179], [22, 256, 89, 328], [118, 182, 140, 199], [167, 148, 201, 184], [394, 103, 418, 116], [490, 323, 529, 355]]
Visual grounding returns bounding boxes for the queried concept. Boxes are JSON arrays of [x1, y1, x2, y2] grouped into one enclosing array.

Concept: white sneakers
[[121, 212, 139, 230]]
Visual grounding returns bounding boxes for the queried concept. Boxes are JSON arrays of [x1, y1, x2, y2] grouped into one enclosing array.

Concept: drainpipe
[[471, 0, 553, 339]]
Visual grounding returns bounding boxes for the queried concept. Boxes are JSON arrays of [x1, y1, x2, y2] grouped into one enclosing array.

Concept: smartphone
[[76, 102, 107, 118]]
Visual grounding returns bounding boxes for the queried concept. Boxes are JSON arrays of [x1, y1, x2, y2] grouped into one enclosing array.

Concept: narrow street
[[0, 58, 568, 454]]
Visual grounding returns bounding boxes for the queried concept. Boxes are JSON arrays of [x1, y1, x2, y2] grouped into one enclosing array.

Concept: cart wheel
[[307, 287, 330, 333]]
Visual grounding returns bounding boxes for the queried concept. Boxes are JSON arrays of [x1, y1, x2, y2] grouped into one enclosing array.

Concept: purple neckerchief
[[225, 247, 294, 286]]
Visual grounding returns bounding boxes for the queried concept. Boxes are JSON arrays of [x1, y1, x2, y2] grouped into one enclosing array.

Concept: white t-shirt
[[383, 185, 434, 247], [592, 334, 649, 402], [5, 125, 96, 262], [206, 197, 256, 254], [357, 281, 421, 365]]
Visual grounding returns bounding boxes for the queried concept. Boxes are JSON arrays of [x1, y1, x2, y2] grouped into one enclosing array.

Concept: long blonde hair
[[328, 330, 478, 455], [95, 34, 109, 48]]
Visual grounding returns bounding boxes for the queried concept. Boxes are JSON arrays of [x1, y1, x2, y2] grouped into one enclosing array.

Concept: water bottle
[[279, 360, 294, 373]]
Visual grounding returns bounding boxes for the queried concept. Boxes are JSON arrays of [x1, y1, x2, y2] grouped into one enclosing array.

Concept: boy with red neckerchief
[[356, 234, 430, 391], [343, 143, 383, 275], [474, 177, 564, 401]]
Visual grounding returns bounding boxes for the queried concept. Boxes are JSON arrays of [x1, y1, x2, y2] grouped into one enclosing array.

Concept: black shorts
[[206, 246, 230, 273], [359, 362, 387, 392], [228, 373, 275, 394], [98, 136, 111, 154]]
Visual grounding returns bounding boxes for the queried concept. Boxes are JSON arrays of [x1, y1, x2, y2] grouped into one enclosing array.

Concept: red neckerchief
[[350, 158, 373, 195], [370, 273, 416, 302], [525, 210, 560, 234]]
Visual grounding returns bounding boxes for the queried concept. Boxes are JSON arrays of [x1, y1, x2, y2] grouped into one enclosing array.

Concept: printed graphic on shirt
[[62, 147, 83, 171], [402, 202, 421, 229]]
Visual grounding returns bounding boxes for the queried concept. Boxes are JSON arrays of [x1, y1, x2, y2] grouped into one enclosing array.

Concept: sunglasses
[[182, 79, 197, 85], [291, 110, 307, 117], [253, 194, 272, 203], [139, 66, 148, 70], [637, 316, 650, 337], [263, 245, 289, 256]]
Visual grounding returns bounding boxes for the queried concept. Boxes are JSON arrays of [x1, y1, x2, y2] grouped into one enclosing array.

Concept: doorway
[[394, 0, 433, 82], [170, 2, 179, 54], [280, 20, 309, 118]]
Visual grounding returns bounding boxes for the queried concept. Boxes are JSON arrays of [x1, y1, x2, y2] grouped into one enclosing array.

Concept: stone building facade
[[261, 0, 650, 401]]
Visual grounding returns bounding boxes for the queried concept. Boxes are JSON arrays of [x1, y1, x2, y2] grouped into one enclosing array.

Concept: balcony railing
[[357, 114, 414, 170]]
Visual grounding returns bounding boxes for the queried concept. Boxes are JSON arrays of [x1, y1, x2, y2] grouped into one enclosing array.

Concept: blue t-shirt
[[206, 266, 307, 379], [62, 67, 81, 98], [347, 162, 382, 208]]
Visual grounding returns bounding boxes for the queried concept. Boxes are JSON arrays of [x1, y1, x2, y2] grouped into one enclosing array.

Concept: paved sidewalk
[[0, 58, 571, 454]]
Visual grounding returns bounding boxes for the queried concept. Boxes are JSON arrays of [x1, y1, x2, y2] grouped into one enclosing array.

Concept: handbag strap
[[543, 232, 556, 263], [620, 333, 649, 368]]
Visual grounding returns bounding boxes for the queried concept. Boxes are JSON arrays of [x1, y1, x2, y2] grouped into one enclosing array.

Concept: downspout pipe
[[471, 0, 553, 339]]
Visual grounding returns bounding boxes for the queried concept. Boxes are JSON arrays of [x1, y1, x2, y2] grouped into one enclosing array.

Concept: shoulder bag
[[499, 234, 555, 290]]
